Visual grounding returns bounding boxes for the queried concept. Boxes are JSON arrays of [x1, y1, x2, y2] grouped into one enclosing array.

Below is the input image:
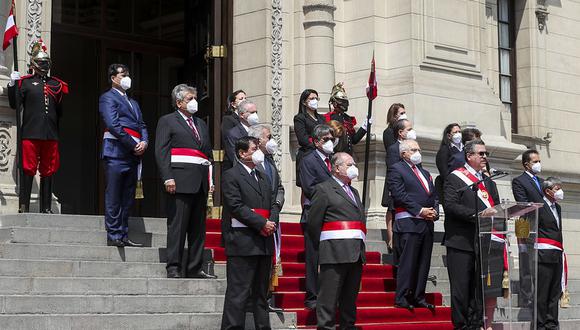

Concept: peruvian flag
[[366, 52, 378, 101], [3, 2, 19, 51]]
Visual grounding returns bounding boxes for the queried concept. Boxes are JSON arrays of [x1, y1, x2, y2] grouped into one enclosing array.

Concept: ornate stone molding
[[271, 0, 283, 170], [0, 121, 13, 172], [26, 0, 43, 61]]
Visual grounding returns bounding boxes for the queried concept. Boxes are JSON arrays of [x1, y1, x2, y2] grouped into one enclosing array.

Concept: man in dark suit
[[307, 152, 366, 330], [224, 99, 259, 166], [99, 64, 148, 247], [248, 124, 285, 311], [221, 90, 246, 171], [512, 149, 544, 307], [443, 139, 500, 330], [537, 177, 565, 330], [155, 84, 215, 279], [388, 140, 438, 310], [220, 136, 278, 330], [298, 124, 335, 309], [386, 119, 415, 167]]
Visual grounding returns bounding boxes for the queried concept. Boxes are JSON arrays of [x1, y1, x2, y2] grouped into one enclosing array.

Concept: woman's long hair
[[386, 103, 405, 128], [440, 123, 460, 146], [298, 89, 318, 114]]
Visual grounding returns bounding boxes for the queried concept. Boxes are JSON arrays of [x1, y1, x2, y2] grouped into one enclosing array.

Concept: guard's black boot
[[39, 176, 53, 214], [18, 175, 34, 213]]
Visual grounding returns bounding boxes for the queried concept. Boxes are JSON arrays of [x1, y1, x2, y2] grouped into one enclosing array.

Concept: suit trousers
[[537, 260, 562, 330], [446, 246, 482, 330], [394, 227, 433, 305], [221, 255, 272, 330], [301, 220, 319, 304], [518, 240, 534, 306], [165, 191, 207, 276], [103, 157, 137, 241], [317, 260, 363, 330]]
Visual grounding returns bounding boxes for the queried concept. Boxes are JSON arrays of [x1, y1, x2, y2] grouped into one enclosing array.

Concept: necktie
[[186, 117, 201, 144], [411, 165, 430, 193], [324, 157, 331, 172], [250, 169, 258, 182], [343, 184, 357, 203], [551, 204, 559, 228], [263, 159, 273, 184], [533, 176, 542, 192]]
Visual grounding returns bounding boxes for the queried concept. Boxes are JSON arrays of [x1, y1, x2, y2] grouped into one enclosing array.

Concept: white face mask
[[406, 129, 417, 140], [398, 113, 408, 120], [308, 99, 318, 110], [186, 99, 198, 114], [247, 112, 260, 126], [120, 76, 132, 90], [452, 132, 462, 144], [251, 149, 265, 165], [410, 151, 422, 165], [266, 139, 278, 154], [322, 140, 335, 154], [531, 162, 542, 174], [554, 189, 564, 201], [346, 165, 359, 180]]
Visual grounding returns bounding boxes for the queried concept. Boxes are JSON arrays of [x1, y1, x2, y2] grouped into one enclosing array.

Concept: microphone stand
[[455, 170, 508, 327]]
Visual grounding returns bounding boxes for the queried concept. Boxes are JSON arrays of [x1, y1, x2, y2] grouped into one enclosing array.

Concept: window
[[497, 0, 518, 133]]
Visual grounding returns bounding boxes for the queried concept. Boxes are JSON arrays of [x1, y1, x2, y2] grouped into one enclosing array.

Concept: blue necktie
[[533, 176, 541, 192]]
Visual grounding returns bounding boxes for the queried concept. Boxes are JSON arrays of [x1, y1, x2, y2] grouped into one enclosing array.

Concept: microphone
[[489, 168, 508, 175]]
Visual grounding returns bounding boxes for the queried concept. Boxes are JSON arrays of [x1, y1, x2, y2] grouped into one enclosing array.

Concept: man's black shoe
[[122, 238, 143, 247], [189, 271, 217, 279], [304, 301, 316, 310], [107, 239, 124, 247], [414, 301, 436, 310], [394, 302, 414, 311], [167, 268, 181, 278], [268, 304, 284, 312]]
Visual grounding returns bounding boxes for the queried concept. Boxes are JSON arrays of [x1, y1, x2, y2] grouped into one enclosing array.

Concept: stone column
[[302, 0, 336, 106]]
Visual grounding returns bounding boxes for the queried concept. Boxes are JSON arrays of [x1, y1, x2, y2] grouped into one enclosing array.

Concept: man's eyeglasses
[[471, 151, 489, 157], [321, 137, 336, 143]]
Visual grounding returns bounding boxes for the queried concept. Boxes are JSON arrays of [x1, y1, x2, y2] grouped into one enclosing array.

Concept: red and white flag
[[366, 52, 378, 101], [3, 2, 19, 51]]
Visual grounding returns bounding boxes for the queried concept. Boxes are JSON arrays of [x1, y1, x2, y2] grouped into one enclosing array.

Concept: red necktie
[[186, 117, 201, 144], [412, 165, 430, 193], [324, 157, 331, 172]]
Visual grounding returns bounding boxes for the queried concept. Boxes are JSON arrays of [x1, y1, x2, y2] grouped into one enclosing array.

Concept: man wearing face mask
[[224, 99, 259, 168], [536, 177, 565, 330], [387, 119, 416, 167], [298, 124, 335, 309], [220, 136, 278, 330], [307, 152, 366, 329], [388, 140, 438, 311], [8, 41, 69, 213], [155, 84, 215, 279], [443, 139, 500, 330], [98, 64, 148, 247], [324, 82, 371, 155], [512, 149, 544, 308]]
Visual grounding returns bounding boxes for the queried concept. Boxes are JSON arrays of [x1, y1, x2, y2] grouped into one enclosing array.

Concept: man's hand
[[9, 71, 20, 87], [419, 207, 437, 221], [260, 220, 276, 236], [134, 141, 148, 156], [480, 207, 498, 217], [164, 179, 176, 194]]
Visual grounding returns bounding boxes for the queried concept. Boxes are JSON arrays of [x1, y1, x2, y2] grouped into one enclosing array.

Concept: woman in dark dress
[[380, 103, 406, 250], [435, 123, 464, 201], [293, 89, 325, 187], [221, 90, 246, 171]]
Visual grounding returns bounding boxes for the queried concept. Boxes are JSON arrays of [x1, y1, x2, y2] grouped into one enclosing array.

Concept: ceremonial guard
[[8, 41, 69, 213], [324, 82, 369, 155]]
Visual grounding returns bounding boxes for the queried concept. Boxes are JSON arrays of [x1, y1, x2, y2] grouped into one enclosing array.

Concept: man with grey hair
[[388, 139, 437, 311], [224, 99, 259, 165], [298, 123, 335, 309], [537, 176, 565, 330], [155, 84, 215, 279]]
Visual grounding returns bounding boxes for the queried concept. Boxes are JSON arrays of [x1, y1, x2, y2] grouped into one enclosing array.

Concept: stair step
[[273, 291, 443, 308], [0, 276, 226, 295], [275, 276, 397, 292], [290, 306, 452, 325], [0, 312, 296, 330], [280, 262, 393, 278]]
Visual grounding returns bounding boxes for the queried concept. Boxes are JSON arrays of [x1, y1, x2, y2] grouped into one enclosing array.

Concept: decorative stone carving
[[0, 121, 13, 172], [26, 0, 43, 62], [271, 0, 283, 170], [535, 1, 549, 32]]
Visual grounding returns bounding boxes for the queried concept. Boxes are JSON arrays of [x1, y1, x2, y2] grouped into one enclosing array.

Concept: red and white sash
[[451, 167, 495, 208], [536, 237, 568, 292], [320, 221, 366, 241], [231, 208, 271, 228], [103, 127, 142, 143], [170, 148, 213, 187], [394, 207, 424, 220]]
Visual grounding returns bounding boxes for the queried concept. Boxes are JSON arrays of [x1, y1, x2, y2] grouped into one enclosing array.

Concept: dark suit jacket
[[443, 168, 500, 252], [298, 149, 332, 200], [512, 172, 544, 204], [221, 163, 277, 257], [256, 155, 285, 223], [387, 141, 401, 168], [224, 123, 248, 164], [388, 160, 438, 233], [435, 143, 465, 180], [154, 111, 213, 194], [221, 113, 240, 165], [293, 112, 326, 151], [538, 200, 563, 264], [382, 127, 396, 160], [307, 178, 366, 264], [99, 88, 148, 160]]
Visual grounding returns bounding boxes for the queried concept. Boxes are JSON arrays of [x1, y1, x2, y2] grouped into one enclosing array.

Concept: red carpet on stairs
[[205, 219, 453, 329]]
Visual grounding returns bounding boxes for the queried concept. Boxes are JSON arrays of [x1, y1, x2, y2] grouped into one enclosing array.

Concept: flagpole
[[361, 54, 376, 208], [9, 1, 23, 201]]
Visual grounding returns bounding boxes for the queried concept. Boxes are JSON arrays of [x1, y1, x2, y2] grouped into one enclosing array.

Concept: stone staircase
[[0, 214, 296, 330]]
